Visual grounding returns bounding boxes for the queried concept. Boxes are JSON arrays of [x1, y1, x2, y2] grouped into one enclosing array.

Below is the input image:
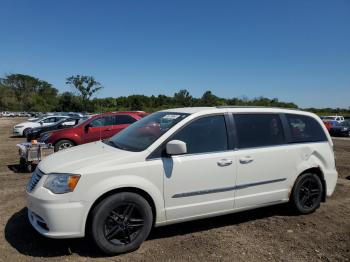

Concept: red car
[[39, 111, 147, 151], [323, 121, 333, 131]]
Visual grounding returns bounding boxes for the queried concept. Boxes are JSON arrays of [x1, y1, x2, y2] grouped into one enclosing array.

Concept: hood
[[38, 141, 141, 174], [16, 121, 40, 128]]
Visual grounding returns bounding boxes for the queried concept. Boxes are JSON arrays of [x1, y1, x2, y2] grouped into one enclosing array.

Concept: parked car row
[[14, 111, 148, 173], [38, 111, 147, 152], [25, 107, 338, 255], [321, 115, 350, 137], [1, 111, 32, 117]]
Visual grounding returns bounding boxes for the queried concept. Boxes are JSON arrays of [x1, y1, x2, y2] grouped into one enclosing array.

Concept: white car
[[26, 107, 337, 255], [13, 116, 68, 136], [321, 115, 345, 123]]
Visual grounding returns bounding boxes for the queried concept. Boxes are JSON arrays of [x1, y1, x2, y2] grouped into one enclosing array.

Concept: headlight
[[15, 125, 24, 128], [44, 173, 81, 194], [39, 132, 51, 142]]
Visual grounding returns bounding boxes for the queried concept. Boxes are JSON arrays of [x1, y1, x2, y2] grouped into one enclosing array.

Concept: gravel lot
[[0, 118, 349, 261]]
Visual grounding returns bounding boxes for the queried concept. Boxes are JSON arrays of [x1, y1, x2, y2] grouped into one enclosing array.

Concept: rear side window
[[171, 115, 228, 154], [286, 114, 327, 143], [235, 114, 285, 149], [116, 115, 137, 125]]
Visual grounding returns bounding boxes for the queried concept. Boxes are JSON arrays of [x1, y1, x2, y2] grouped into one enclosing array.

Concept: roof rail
[[216, 106, 301, 110]]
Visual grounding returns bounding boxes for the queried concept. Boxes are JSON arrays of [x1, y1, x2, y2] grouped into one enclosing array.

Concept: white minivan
[[26, 107, 338, 255]]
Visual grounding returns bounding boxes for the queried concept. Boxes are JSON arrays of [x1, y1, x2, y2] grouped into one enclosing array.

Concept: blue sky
[[0, 0, 349, 108]]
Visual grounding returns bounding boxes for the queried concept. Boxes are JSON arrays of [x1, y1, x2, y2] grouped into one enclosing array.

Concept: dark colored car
[[39, 111, 146, 152], [26, 117, 85, 142], [329, 121, 350, 137]]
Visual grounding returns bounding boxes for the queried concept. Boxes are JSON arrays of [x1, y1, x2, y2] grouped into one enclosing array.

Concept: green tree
[[66, 75, 103, 111], [174, 89, 193, 106], [0, 85, 19, 111], [200, 90, 219, 106], [55, 92, 82, 112], [0, 74, 58, 111]]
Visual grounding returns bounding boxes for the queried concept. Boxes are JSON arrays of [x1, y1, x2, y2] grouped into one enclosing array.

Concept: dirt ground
[[0, 117, 349, 262]]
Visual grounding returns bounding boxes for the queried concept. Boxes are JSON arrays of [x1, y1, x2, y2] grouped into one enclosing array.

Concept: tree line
[[0, 73, 349, 115]]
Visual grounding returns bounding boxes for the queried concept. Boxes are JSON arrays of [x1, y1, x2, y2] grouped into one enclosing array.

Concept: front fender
[[74, 174, 166, 233], [51, 132, 81, 145]]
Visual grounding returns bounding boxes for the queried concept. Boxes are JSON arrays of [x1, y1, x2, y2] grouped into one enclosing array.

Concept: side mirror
[[166, 140, 187, 155], [39, 121, 43, 125], [84, 124, 91, 132]]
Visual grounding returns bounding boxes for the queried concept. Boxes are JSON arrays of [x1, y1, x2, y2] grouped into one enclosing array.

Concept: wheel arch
[[84, 186, 157, 236], [294, 167, 327, 202], [54, 138, 77, 147]]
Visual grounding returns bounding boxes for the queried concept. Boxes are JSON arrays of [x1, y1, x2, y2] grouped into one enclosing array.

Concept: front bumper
[[13, 128, 22, 136], [27, 187, 89, 239]]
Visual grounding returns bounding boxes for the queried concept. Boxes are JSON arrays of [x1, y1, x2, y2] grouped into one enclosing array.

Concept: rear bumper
[[325, 169, 338, 197]]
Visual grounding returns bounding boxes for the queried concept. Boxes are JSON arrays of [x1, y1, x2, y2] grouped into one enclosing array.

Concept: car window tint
[[235, 114, 285, 149], [43, 117, 55, 123], [90, 118, 104, 127], [171, 115, 228, 154], [286, 114, 327, 143], [103, 116, 115, 126], [116, 115, 137, 125]]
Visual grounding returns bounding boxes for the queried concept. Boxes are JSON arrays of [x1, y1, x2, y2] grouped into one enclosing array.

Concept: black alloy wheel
[[104, 203, 145, 245], [91, 192, 153, 255], [291, 173, 323, 214]]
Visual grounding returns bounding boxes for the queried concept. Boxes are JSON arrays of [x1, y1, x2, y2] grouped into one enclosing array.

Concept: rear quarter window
[[286, 114, 327, 143]]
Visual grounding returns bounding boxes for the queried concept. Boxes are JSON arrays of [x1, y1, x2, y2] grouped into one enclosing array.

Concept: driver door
[[83, 116, 115, 143], [163, 115, 236, 221]]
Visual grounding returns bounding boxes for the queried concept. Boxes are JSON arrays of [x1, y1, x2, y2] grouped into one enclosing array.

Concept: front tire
[[291, 173, 323, 214], [91, 192, 153, 255], [23, 128, 31, 137], [54, 140, 75, 152]]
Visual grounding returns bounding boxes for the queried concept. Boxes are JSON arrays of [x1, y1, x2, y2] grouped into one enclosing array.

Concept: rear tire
[[54, 140, 75, 152], [91, 192, 153, 255], [291, 173, 323, 214]]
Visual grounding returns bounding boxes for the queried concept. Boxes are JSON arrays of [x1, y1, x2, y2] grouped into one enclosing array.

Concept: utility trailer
[[17, 142, 54, 172]]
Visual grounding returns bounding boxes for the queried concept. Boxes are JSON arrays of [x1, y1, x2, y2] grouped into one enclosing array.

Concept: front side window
[[106, 112, 189, 151], [286, 114, 327, 143], [235, 114, 285, 149], [89, 116, 114, 127], [42, 117, 56, 123], [89, 117, 104, 127], [170, 115, 228, 154]]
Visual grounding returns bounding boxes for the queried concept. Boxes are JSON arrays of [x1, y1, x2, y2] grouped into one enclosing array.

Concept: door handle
[[239, 156, 254, 164], [105, 128, 112, 131], [217, 159, 233, 167]]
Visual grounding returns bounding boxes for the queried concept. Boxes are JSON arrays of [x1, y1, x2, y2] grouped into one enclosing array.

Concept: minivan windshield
[[105, 112, 189, 152]]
